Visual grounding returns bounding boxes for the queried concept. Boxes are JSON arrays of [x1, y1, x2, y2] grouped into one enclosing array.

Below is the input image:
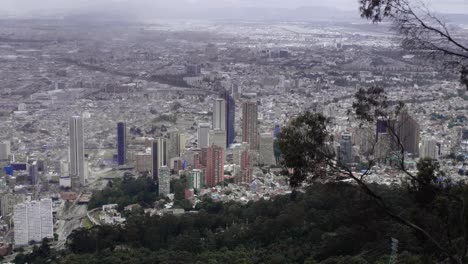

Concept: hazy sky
[[1, 0, 467, 15]]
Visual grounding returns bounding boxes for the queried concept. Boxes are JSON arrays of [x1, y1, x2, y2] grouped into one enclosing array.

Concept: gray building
[[0, 141, 11, 161], [212, 98, 226, 131], [158, 166, 171, 197], [198, 123, 211, 149], [29, 161, 38, 185], [420, 139, 439, 160], [152, 138, 168, 182], [69, 116, 85, 189], [259, 133, 276, 166], [339, 132, 353, 165]]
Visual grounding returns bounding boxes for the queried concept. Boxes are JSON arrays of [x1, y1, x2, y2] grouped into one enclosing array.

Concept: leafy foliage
[[278, 105, 468, 263], [19, 182, 468, 263], [277, 112, 333, 187], [88, 176, 158, 211]]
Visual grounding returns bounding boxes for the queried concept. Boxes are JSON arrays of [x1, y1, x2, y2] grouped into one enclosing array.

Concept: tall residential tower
[[212, 98, 226, 131], [152, 138, 167, 182], [69, 116, 85, 189], [198, 123, 210, 149], [224, 91, 236, 147], [242, 101, 259, 150]]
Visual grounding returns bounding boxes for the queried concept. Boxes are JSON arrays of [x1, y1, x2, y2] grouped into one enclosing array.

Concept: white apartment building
[[13, 199, 54, 246]]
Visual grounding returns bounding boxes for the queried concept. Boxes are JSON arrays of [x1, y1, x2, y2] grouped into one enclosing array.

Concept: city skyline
[[0, 0, 467, 261]]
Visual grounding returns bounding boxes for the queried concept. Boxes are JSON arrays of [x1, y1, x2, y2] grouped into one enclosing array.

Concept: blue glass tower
[[117, 122, 126, 165], [224, 91, 235, 147]]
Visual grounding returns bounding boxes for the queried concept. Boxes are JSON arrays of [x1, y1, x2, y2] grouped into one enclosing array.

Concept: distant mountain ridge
[[11, 5, 468, 24]]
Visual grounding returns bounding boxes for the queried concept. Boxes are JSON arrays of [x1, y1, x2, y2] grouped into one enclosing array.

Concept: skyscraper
[[135, 153, 152, 174], [240, 148, 253, 183], [242, 101, 259, 150], [209, 130, 227, 149], [1, 194, 25, 218], [205, 145, 225, 187], [168, 131, 185, 160], [259, 133, 276, 166], [0, 141, 11, 161], [40, 199, 54, 241], [158, 166, 171, 197], [376, 119, 388, 135], [13, 203, 28, 246], [117, 122, 127, 166], [198, 123, 210, 149], [193, 152, 201, 170], [224, 91, 236, 147], [69, 116, 85, 189], [29, 161, 38, 185], [396, 111, 420, 157], [420, 139, 439, 160], [212, 98, 226, 131], [339, 132, 353, 165], [152, 138, 167, 182]]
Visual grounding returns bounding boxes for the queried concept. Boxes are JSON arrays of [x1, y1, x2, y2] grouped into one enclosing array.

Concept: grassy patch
[[82, 216, 94, 229]]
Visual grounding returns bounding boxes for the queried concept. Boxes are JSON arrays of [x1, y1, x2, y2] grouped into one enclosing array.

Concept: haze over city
[[2, 0, 468, 19], [1, 0, 468, 263]]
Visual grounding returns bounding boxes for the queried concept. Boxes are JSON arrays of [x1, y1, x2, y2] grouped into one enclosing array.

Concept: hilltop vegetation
[[16, 182, 464, 264]]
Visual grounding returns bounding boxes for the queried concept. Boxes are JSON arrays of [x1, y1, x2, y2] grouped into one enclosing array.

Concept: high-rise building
[[37, 160, 45, 172], [353, 126, 376, 157], [69, 116, 85, 189], [375, 132, 393, 162], [13, 199, 53, 246], [231, 83, 241, 100], [28, 201, 42, 243], [376, 119, 389, 137], [152, 138, 167, 181], [1, 193, 25, 218], [198, 123, 210, 149], [209, 130, 227, 150], [168, 131, 186, 160], [420, 139, 439, 160], [200, 148, 209, 167], [339, 132, 353, 165], [117, 122, 127, 165], [259, 133, 276, 166], [212, 98, 226, 131], [396, 111, 420, 157], [224, 91, 236, 147], [188, 169, 204, 190], [242, 101, 259, 150], [158, 166, 171, 197], [135, 153, 152, 174], [29, 161, 38, 185], [205, 145, 225, 187], [240, 148, 253, 183], [0, 141, 11, 161], [40, 199, 54, 241], [13, 203, 28, 246], [193, 152, 201, 170]]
